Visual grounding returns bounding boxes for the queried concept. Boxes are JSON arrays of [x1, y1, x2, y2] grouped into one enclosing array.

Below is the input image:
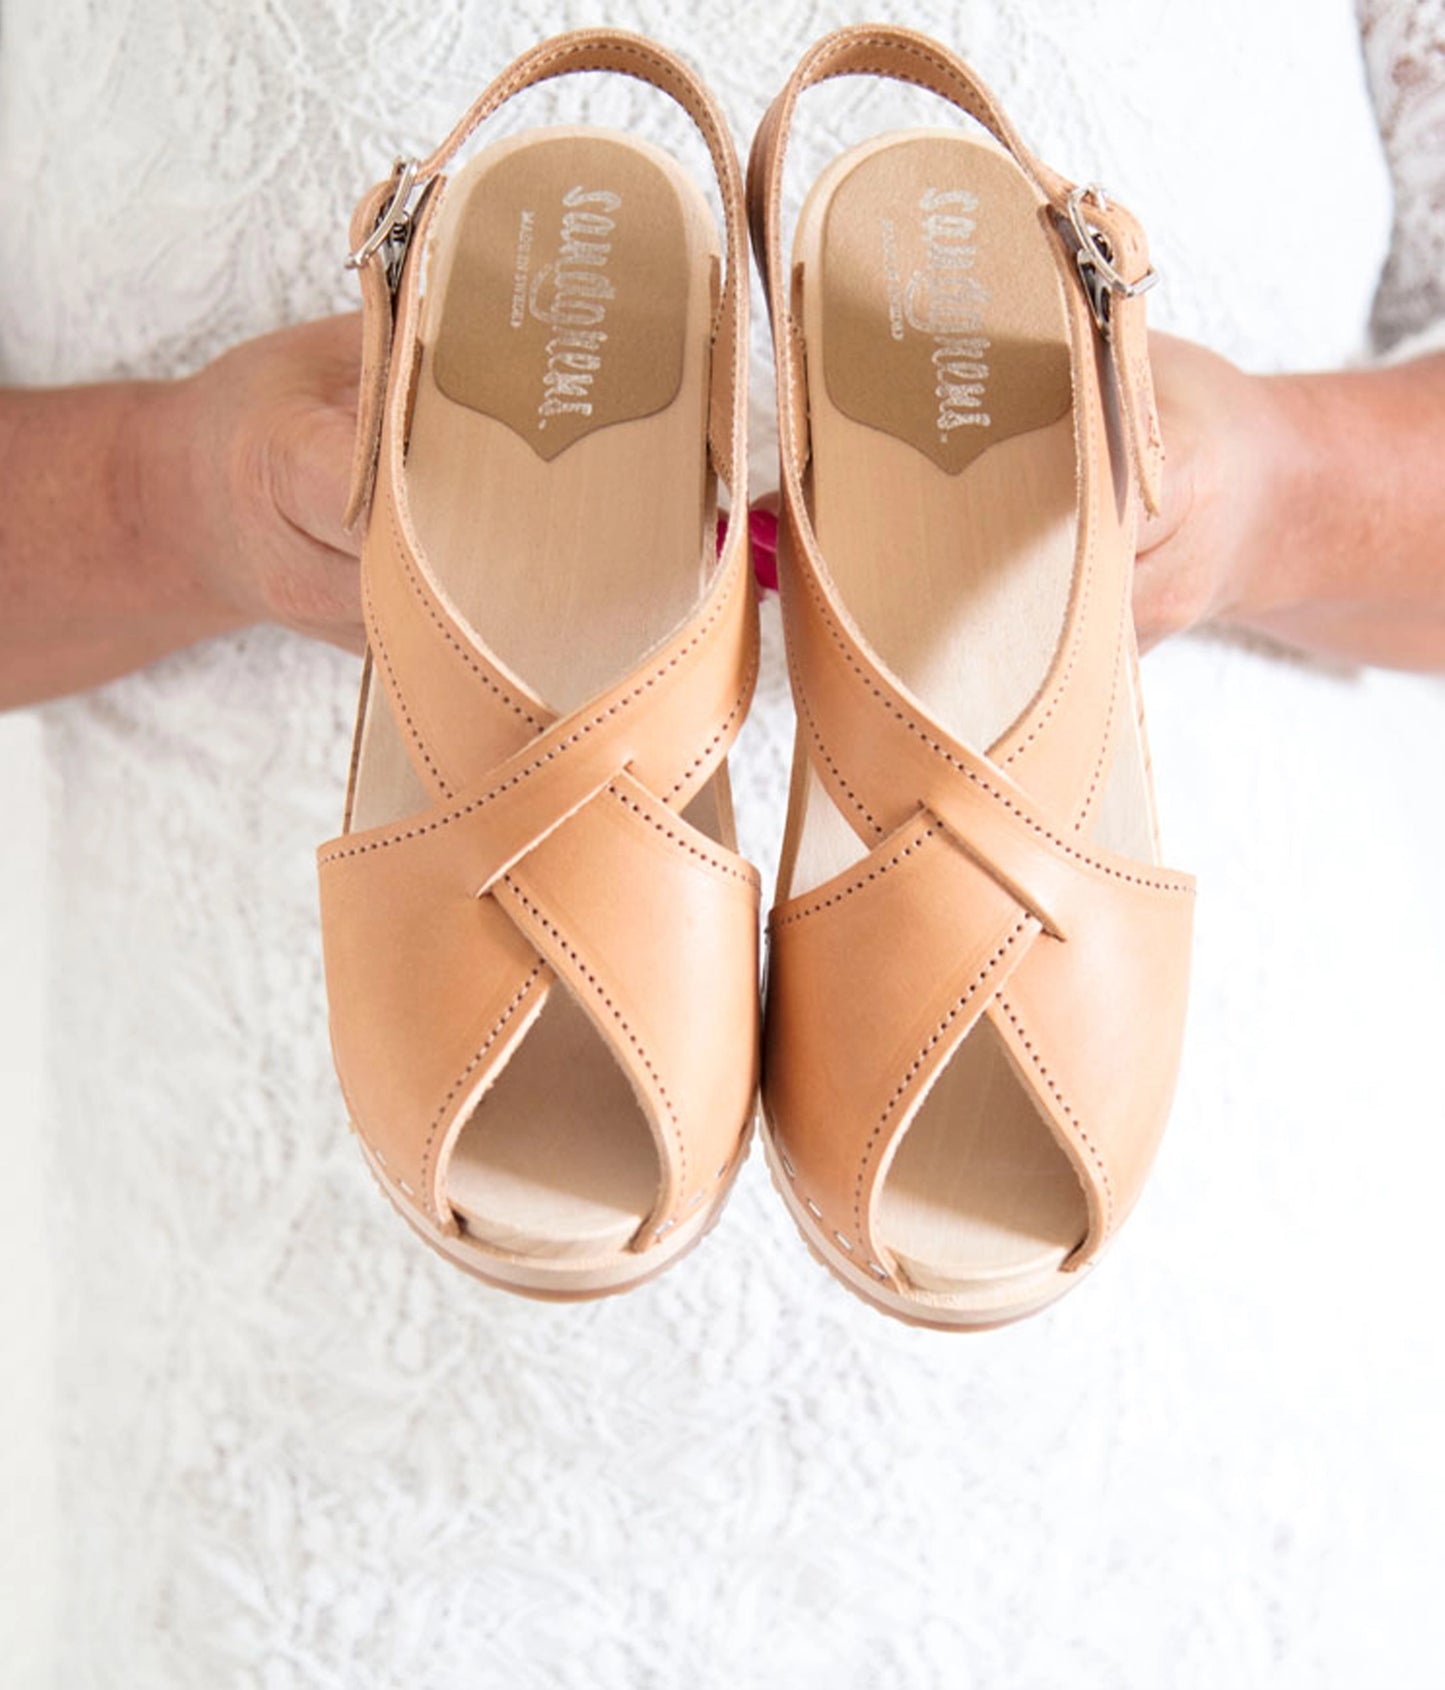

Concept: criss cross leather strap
[[319, 30, 759, 1250], [750, 25, 1193, 1286]]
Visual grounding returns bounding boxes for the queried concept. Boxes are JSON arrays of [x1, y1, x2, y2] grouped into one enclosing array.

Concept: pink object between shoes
[[716, 506, 780, 594]]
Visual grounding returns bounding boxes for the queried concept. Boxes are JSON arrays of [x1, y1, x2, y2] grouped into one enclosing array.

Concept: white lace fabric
[[1358, 0, 1445, 350], [2, 3, 1444, 1686]]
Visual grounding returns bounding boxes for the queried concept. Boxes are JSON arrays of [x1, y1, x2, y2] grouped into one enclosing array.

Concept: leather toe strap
[[766, 781, 1193, 1286], [321, 758, 760, 1245]]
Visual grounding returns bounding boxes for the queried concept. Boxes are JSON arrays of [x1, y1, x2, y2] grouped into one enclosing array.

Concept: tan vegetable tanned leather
[[318, 29, 760, 1299], [748, 25, 1196, 1328]]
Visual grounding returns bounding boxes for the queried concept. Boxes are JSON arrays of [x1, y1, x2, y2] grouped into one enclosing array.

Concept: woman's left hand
[[1132, 331, 1294, 653]]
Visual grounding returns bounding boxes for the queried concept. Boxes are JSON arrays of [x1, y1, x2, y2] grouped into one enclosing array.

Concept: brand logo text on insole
[[507, 210, 536, 330], [519, 187, 622, 429], [883, 188, 992, 440]]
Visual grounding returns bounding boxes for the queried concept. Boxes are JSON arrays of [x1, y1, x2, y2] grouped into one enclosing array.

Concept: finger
[[258, 521, 363, 633], [1136, 482, 1186, 556], [316, 543, 363, 628], [319, 621, 367, 658], [291, 311, 365, 406], [286, 615, 367, 658], [1131, 562, 1171, 651], [1132, 540, 1210, 652], [273, 405, 363, 556], [1132, 610, 1165, 654], [279, 563, 365, 652]]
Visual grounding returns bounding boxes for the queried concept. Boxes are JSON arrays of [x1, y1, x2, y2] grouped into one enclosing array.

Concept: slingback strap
[[343, 26, 750, 530], [744, 23, 1165, 513]]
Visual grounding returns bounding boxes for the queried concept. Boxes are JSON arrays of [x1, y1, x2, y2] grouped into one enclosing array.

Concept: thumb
[[274, 402, 362, 556]]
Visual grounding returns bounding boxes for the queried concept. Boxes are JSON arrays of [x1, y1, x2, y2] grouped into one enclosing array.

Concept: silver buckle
[[344, 157, 421, 289], [1064, 183, 1158, 338]]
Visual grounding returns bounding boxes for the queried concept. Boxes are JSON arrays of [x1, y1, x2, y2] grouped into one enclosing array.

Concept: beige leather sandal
[[748, 26, 1196, 1329], [317, 30, 759, 1299]]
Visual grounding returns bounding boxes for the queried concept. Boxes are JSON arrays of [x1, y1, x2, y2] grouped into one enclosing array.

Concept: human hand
[[1133, 331, 1295, 652], [160, 312, 365, 653]]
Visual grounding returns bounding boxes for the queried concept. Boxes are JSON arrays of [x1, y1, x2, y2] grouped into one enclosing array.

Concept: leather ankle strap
[[343, 27, 749, 530], [745, 23, 1165, 513]]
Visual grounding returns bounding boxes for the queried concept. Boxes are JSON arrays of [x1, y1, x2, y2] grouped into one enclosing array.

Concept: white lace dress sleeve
[[1358, 0, 1445, 357]]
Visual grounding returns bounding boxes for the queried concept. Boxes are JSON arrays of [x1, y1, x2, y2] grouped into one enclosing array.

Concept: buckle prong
[[1065, 182, 1158, 337], [344, 157, 422, 287]]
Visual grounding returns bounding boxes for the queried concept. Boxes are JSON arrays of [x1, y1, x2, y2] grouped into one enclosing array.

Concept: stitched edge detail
[[769, 561, 883, 837], [503, 884, 688, 1202], [663, 636, 760, 801], [771, 821, 937, 929], [773, 1134, 889, 1279], [813, 38, 1010, 126], [800, 572, 1189, 893], [768, 241, 1183, 894], [993, 989, 1114, 1236], [382, 488, 547, 732], [609, 787, 760, 890], [653, 1153, 737, 1239], [318, 568, 743, 866], [790, 670, 884, 838], [852, 915, 1034, 1240], [360, 564, 452, 797], [998, 328, 1100, 773], [358, 961, 546, 1221], [1073, 601, 1127, 832], [430, 36, 745, 350]]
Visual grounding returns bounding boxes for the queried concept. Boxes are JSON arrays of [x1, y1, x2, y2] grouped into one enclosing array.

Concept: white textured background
[[2, 2, 1444, 1686], [0, 713, 56, 1686]]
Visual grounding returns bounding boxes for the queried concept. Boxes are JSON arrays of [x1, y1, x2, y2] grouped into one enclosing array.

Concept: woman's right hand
[[1, 311, 367, 707], [160, 311, 366, 653]]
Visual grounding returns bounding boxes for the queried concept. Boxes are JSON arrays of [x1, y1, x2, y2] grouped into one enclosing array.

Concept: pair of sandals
[[317, 24, 1195, 1331]]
